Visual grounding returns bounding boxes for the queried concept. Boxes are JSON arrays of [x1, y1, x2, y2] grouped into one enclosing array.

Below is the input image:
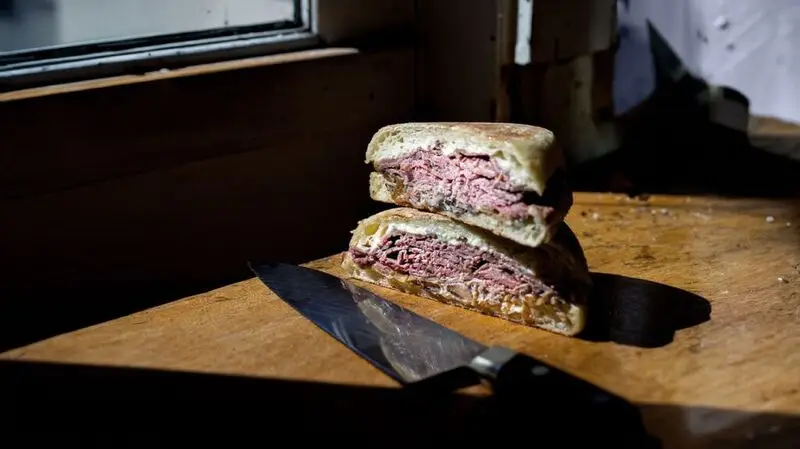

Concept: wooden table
[[4, 192, 800, 448]]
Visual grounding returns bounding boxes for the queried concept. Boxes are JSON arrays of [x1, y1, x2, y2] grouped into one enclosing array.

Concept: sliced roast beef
[[375, 146, 568, 222], [349, 232, 550, 302]]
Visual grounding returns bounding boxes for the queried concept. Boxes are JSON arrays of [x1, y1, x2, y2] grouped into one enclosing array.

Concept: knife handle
[[469, 346, 661, 448]]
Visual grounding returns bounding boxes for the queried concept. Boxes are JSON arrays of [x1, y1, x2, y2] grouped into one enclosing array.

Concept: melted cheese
[[359, 221, 496, 253]]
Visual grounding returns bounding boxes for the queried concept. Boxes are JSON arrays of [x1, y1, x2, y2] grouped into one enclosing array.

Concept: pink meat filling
[[350, 232, 548, 299], [377, 147, 556, 220]]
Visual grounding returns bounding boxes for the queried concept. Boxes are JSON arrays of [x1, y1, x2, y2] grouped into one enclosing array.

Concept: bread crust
[[343, 207, 591, 336], [365, 122, 565, 196], [364, 122, 571, 248]]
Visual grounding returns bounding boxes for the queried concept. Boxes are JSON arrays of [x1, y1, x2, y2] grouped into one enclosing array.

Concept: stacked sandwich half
[[341, 123, 592, 337]]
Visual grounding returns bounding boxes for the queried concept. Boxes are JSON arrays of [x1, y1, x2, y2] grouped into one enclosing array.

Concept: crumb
[[787, 222, 792, 227], [778, 277, 789, 284], [580, 211, 588, 217], [582, 232, 593, 237], [650, 209, 657, 215], [660, 208, 668, 215], [591, 212, 600, 220], [766, 216, 775, 223], [721, 290, 729, 294]]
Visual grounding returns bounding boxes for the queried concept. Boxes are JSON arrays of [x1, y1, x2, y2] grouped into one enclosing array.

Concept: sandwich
[[365, 122, 572, 248], [342, 207, 592, 336]]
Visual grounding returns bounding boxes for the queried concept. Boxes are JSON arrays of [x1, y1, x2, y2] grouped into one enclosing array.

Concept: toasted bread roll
[[366, 122, 572, 248], [342, 207, 591, 336]]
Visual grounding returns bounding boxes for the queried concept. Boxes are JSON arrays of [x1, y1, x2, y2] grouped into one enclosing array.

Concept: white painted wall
[[615, 0, 800, 124]]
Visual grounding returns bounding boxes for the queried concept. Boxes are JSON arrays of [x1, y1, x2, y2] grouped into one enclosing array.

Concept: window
[[0, 0, 315, 89]]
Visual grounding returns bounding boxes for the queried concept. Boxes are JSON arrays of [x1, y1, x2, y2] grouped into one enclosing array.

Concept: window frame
[[0, 0, 510, 126], [0, 0, 320, 91]]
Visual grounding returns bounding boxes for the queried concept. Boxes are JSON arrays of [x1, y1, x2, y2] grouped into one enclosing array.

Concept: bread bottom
[[342, 252, 587, 337]]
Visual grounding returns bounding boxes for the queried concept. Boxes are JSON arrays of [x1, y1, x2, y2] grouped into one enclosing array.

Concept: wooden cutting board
[[3, 192, 800, 448]]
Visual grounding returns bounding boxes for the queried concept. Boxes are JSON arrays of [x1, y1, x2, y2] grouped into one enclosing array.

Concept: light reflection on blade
[[250, 262, 487, 384]]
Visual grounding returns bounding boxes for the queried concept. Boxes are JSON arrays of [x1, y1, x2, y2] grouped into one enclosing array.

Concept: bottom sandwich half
[[342, 207, 592, 337]]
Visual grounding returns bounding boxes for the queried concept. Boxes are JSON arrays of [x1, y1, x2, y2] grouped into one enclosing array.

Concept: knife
[[250, 262, 660, 447]]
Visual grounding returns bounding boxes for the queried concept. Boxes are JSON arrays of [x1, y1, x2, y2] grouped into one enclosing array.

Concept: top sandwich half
[[365, 122, 573, 248]]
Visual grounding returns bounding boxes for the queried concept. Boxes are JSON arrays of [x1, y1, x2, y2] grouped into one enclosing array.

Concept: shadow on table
[[579, 273, 711, 348], [4, 360, 799, 449], [6, 359, 651, 447], [640, 403, 800, 449]]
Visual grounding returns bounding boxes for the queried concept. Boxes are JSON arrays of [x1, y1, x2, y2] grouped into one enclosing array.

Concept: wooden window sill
[[0, 47, 359, 103]]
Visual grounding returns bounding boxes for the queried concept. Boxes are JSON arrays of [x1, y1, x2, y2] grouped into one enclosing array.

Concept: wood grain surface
[[4, 192, 800, 448]]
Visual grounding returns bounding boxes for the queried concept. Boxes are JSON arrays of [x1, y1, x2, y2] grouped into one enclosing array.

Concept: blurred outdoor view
[[0, 0, 297, 53]]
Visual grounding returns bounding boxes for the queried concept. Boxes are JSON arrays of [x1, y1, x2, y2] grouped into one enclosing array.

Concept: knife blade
[[249, 262, 660, 446]]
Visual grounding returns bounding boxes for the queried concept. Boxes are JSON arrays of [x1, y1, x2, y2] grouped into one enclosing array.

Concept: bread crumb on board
[[581, 210, 600, 220]]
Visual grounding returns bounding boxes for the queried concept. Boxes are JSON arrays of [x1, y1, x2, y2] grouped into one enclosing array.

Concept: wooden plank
[[749, 115, 800, 162], [0, 48, 356, 103], [0, 124, 388, 287], [508, 0, 618, 162], [0, 122, 398, 349], [529, 0, 617, 63], [510, 50, 618, 163], [0, 47, 413, 201], [415, 0, 505, 121], [315, 0, 415, 45], [4, 192, 800, 447]]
